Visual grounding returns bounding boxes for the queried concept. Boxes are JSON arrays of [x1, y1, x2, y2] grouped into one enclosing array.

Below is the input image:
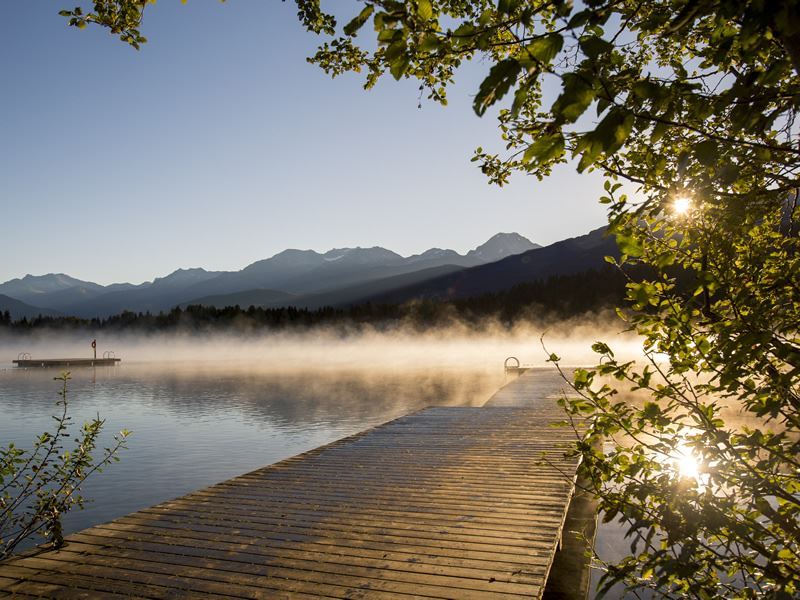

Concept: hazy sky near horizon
[[1, 2, 608, 286]]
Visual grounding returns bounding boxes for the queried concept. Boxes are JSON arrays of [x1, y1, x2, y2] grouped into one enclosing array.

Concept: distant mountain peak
[[0, 273, 101, 300], [406, 248, 462, 264], [151, 267, 220, 289], [20, 272, 83, 283], [486, 232, 530, 243], [467, 232, 540, 263]]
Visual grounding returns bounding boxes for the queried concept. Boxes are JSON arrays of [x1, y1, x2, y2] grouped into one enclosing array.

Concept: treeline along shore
[[0, 267, 633, 333]]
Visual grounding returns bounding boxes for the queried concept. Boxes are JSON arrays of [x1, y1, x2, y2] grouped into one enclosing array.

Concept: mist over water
[[1, 321, 646, 576], [0, 315, 643, 371]]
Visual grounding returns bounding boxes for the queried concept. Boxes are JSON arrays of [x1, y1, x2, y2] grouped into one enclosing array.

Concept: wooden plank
[[89, 521, 549, 567], [105, 514, 557, 558], [50, 542, 540, 597], [153, 495, 570, 530], [0, 563, 202, 599], [168, 500, 568, 532], [65, 533, 548, 583], [0, 372, 581, 599]]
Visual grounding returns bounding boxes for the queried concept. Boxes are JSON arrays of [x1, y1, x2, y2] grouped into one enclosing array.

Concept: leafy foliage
[[59, 1, 152, 49], [1, 373, 129, 559], [60, 0, 800, 596]]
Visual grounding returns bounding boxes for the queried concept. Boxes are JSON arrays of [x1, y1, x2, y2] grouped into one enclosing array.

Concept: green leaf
[[642, 402, 661, 420], [419, 33, 441, 52], [552, 73, 595, 122], [498, 0, 522, 15], [616, 232, 645, 257], [694, 140, 717, 166], [377, 28, 400, 43], [567, 9, 591, 29], [477, 9, 493, 26], [384, 38, 406, 62], [650, 121, 668, 142], [518, 34, 563, 66], [594, 108, 635, 154], [451, 22, 476, 48], [417, 0, 433, 20], [510, 86, 528, 116], [473, 59, 522, 116], [523, 133, 565, 165], [385, 39, 410, 80], [574, 133, 604, 171], [343, 4, 374, 36], [631, 80, 660, 100], [390, 54, 410, 80], [579, 35, 612, 59], [596, 96, 610, 116]]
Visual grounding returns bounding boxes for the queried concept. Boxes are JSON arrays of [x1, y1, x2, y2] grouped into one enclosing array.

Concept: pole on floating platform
[[91, 338, 96, 360]]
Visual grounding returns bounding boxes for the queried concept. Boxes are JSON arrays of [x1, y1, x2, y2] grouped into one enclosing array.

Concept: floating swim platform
[[12, 358, 121, 368]]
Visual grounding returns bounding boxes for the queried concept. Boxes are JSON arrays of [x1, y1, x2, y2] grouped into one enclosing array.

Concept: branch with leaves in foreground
[[0, 373, 130, 560]]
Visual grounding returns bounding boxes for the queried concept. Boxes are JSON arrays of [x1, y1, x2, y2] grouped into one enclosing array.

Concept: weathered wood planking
[[1, 374, 580, 599], [485, 369, 574, 410]]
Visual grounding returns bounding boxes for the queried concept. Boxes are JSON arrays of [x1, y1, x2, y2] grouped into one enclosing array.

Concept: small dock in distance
[[12, 348, 121, 368], [0, 371, 584, 599], [12, 358, 121, 368]]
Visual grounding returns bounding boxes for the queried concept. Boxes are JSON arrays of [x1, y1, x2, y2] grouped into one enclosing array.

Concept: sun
[[673, 196, 692, 216], [676, 449, 700, 480]]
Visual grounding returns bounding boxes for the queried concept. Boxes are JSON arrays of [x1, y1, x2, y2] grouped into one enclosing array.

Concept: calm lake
[[0, 360, 506, 542]]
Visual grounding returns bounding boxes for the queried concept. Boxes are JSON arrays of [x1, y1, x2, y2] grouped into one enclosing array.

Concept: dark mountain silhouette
[[360, 226, 617, 304], [172, 235, 540, 301], [58, 268, 223, 317], [0, 274, 103, 304], [285, 265, 469, 310], [182, 228, 615, 312], [0, 294, 61, 320], [1, 233, 540, 317], [187, 264, 468, 311]]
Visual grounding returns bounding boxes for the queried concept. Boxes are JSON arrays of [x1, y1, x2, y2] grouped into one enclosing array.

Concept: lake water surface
[[0, 360, 505, 543]]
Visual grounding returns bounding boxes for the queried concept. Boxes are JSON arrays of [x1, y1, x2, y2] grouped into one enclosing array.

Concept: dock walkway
[[0, 372, 581, 599]]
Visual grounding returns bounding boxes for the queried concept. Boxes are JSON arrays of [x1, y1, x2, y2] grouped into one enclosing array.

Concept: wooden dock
[[12, 358, 121, 368], [0, 372, 582, 599]]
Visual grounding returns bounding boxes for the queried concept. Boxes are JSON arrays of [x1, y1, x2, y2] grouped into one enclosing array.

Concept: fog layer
[[0, 316, 642, 372]]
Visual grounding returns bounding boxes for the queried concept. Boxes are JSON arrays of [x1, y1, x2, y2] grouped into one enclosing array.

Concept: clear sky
[[1, 2, 607, 286]]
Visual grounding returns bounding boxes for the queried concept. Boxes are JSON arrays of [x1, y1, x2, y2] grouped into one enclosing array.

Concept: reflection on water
[[0, 361, 503, 544]]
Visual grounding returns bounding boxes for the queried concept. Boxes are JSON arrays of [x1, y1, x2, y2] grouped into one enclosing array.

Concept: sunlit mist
[[0, 319, 645, 373]]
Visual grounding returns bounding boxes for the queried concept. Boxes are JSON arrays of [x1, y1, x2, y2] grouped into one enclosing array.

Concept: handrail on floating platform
[[504, 355, 532, 375]]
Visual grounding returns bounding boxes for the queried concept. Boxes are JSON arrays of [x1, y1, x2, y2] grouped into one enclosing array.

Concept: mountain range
[[1, 232, 556, 319]]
